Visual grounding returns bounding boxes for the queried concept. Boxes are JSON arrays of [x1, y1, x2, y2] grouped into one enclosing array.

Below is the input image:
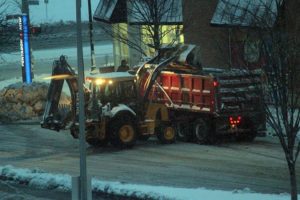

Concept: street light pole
[[87, 0, 96, 72], [75, 0, 89, 199]]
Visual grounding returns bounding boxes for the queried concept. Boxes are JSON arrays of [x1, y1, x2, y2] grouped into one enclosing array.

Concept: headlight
[[96, 79, 104, 85]]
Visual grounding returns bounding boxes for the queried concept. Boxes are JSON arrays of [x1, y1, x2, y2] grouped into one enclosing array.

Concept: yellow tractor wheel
[[157, 124, 176, 144], [119, 125, 135, 143], [110, 116, 137, 148]]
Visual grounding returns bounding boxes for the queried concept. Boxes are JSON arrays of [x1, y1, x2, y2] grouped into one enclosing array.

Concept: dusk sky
[[5, 0, 99, 24]]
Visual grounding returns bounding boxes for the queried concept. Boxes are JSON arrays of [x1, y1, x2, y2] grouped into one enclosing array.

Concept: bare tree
[[264, 2, 300, 200], [0, 0, 20, 54], [95, 0, 183, 58], [215, 0, 300, 199]]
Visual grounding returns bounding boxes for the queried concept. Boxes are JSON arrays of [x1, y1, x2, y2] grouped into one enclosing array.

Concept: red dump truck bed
[[149, 71, 216, 113]]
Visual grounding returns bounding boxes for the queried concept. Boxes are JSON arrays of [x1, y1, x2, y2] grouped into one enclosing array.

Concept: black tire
[[176, 122, 192, 142], [193, 119, 210, 144], [85, 125, 108, 147], [157, 124, 176, 144], [109, 116, 137, 148]]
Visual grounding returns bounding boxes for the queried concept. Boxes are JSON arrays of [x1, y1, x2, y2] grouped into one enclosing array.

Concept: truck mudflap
[[41, 56, 78, 131]]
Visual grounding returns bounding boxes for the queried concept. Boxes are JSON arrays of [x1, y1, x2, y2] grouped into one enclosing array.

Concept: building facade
[[94, 0, 184, 68], [183, 0, 230, 68]]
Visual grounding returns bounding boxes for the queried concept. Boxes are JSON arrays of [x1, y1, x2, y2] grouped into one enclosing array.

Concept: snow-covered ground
[[0, 165, 295, 200], [0, 43, 113, 65], [0, 73, 91, 96]]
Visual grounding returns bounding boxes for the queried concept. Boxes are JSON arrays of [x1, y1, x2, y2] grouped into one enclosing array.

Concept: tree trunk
[[289, 162, 298, 200]]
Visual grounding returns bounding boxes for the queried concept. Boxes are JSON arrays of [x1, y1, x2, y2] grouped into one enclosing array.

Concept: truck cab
[[86, 72, 137, 111]]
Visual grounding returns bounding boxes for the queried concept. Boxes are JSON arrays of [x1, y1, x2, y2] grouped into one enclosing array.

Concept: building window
[[141, 25, 184, 56], [243, 38, 261, 63]]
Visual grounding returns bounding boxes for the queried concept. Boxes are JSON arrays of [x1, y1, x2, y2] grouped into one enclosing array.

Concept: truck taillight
[[229, 116, 242, 128]]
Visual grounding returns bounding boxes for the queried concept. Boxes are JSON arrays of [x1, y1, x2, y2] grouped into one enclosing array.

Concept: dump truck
[[137, 45, 266, 144], [148, 68, 266, 143], [41, 44, 266, 147]]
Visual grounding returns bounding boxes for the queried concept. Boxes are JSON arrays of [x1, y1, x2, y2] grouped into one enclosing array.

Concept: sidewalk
[[0, 165, 295, 200]]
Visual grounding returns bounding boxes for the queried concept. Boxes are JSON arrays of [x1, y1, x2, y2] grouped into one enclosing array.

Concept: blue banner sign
[[19, 14, 32, 84]]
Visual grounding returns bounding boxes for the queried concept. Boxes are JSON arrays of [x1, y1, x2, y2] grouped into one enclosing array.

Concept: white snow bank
[[0, 43, 113, 64], [0, 165, 296, 200], [0, 72, 91, 92]]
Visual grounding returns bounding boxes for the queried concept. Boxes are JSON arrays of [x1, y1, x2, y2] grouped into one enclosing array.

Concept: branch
[[295, 140, 300, 162]]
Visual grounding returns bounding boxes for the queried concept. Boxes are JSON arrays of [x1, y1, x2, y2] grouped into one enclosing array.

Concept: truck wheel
[[157, 124, 176, 144], [193, 119, 210, 144], [110, 117, 137, 148], [176, 122, 192, 142]]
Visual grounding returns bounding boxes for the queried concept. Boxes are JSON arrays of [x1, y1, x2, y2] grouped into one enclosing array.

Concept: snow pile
[[0, 82, 70, 122], [0, 165, 295, 200], [0, 165, 71, 191], [0, 82, 48, 122]]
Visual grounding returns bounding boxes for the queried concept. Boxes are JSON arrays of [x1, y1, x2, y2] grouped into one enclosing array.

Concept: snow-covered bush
[[0, 82, 70, 122]]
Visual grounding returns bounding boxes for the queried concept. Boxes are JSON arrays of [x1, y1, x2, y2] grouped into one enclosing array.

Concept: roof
[[87, 72, 135, 81], [93, 0, 182, 25], [127, 0, 182, 25], [93, 0, 127, 23], [211, 0, 281, 28]]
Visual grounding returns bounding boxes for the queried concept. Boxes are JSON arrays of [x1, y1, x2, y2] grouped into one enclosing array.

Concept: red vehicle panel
[[150, 71, 215, 113]]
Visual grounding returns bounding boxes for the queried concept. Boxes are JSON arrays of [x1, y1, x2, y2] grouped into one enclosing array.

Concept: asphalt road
[[0, 123, 299, 197]]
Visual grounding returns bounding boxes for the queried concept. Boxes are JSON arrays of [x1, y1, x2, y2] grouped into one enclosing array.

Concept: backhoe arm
[[41, 56, 79, 131]]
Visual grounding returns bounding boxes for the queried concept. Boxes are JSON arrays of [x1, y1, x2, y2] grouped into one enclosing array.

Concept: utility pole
[[44, 0, 48, 21], [72, 0, 91, 200], [87, 0, 96, 72]]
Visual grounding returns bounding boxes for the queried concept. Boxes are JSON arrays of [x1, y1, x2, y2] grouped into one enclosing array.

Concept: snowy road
[[0, 41, 113, 81], [0, 124, 299, 196]]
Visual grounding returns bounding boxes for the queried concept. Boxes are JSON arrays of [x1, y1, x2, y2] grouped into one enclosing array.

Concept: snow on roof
[[87, 72, 134, 80], [211, 0, 281, 28], [93, 0, 128, 24], [93, 0, 183, 25], [127, 0, 182, 25], [93, 0, 118, 23]]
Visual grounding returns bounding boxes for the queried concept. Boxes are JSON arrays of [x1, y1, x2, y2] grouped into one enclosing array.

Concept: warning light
[[213, 81, 218, 87], [229, 116, 242, 127]]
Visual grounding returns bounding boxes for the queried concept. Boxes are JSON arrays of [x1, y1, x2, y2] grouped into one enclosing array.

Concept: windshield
[[91, 80, 136, 104]]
